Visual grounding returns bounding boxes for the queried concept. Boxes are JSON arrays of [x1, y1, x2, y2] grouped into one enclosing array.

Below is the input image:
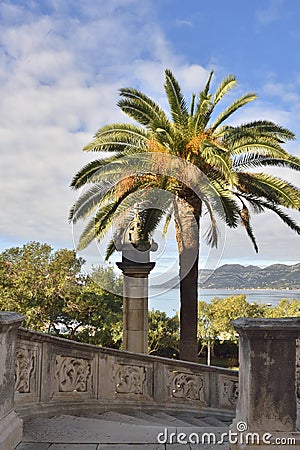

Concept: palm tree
[[70, 69, 300, 362]]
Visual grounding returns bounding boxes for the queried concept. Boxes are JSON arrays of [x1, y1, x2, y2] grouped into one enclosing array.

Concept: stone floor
[[15, 410, 231, 449]]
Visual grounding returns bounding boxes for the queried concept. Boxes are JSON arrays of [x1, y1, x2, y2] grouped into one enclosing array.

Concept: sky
[[1, 0, 300, 279]]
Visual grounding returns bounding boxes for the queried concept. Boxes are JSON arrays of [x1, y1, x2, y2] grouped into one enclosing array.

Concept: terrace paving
[[15, 410, 231, 450]]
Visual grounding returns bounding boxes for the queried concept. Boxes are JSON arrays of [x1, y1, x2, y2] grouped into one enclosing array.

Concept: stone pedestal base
[[117, 261, 155, 354], [230, 318, 300, 450], [0, 410, 23, 450]]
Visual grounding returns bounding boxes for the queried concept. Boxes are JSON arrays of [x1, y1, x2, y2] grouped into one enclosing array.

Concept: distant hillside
[[151, 263, 300, 289], [199, 263, 300, 289]]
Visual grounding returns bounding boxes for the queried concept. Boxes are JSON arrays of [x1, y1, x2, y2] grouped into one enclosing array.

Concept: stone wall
[[14, 327, 238, 418]]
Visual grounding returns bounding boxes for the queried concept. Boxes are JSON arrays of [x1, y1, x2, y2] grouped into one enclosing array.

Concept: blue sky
[[0, 0, 300, 275]]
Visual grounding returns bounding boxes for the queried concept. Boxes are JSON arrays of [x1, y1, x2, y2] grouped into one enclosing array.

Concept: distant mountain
[[199, 263, 300, 289], [151, 263, 300, 289]]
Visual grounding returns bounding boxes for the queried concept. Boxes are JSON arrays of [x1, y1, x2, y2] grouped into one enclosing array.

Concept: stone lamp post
[[116, 210, 157, 354]]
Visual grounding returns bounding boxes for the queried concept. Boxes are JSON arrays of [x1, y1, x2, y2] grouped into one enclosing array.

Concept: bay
[[149, 287, 300, 317]]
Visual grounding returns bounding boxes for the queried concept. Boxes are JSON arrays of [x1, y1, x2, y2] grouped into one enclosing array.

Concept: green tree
[[0, 243, 123, 347], [198, 295, 266, 364], [264, 298, 300, 318], [70, 69, 300, 362], [198, 300, 218, 365], [148, 309, 179, 357], [209, 295, 266, 342], [65, 266, 123, 346], [0, 241, 84, 331]]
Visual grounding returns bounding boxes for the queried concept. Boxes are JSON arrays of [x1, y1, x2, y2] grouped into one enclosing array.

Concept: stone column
[[230, 317, 300, 449], [115, 207, 157, 354], [116, 261, 155, 353], [0, 311, 25, 450]]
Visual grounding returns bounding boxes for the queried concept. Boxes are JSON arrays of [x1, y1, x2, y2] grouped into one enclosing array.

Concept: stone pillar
[[0, 312, 25, 450], [230, 317, 300, 449], [115, 207, 157, 354], [116, 261, 155, 353]]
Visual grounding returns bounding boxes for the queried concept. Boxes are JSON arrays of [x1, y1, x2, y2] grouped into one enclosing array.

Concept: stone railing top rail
[[233, 317, 300, 333], [0, 311, 25, 326]]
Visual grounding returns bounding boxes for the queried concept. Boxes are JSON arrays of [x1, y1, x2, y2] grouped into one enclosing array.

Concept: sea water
[[149, 287, 300, 317]]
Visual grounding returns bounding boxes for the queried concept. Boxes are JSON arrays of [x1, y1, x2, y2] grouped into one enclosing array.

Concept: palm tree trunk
[[174, 194, 201, 362]]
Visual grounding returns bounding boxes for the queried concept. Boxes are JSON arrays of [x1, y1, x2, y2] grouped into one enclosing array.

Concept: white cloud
[[176, 64, 211, 92], [256, 0, 285, 25], [0, 1, 211, 252], [263, 81, 300, 105], [175, 19, 193, 28]]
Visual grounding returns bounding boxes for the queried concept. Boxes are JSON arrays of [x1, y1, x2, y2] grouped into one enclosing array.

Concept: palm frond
[[239, 203, 259, 252], [210, 93, 257, 130], [202, 200, 218, 247], [202, 70, 214, 97], [192, 71, 214, 133], [190, 93, 196, 117], [233, 154, 300, 171], [208, 180, 241, 227], [238, 193, 300, 235], [139, 208, 166, 241], [224, 120, 295, 143], [163, 207, 173, 235], [76, 182, 146, 250], [72, 153, 163, 192], [70, 153, 130, 189], [194, 99, 213, 134], [164, 69, 189, 130], [228, 134, 289, 159], [69, 181, 115, 223], [201, 143, 237, 186], [84, 123, 149, 152], [213, 74, 237, 104], [105, 239, 117, 260], [118, 87, 171, 132], [237, 173, 300, 208]]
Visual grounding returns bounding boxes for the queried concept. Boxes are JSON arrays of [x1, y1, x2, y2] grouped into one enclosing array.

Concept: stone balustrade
[[14, 327, 238, 419], [2, 313, 299, 449]]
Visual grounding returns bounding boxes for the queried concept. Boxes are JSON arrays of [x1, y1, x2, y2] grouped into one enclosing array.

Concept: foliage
[[148, 309, 179, 357], [198, 295, 266, 346], [62, 265, 123, 346], [209, 295, 266, 341], [0, 241, 84, 331], [0, 242, 123, 347], [197, 294, 300, 364], [262, 298, 300, 318]]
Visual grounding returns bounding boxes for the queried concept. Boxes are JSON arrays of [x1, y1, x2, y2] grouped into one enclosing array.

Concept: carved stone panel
[[168, 371, 206, 404], [15, 346, 36, 394], [113, 364, 146, 395], [219, 375, 239, 408], [55, 356, 92, 394]]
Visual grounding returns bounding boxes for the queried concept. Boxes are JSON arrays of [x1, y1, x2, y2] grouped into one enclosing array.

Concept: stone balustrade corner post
[[229, 317, 300, 450], [0, 311, 25, 450]]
